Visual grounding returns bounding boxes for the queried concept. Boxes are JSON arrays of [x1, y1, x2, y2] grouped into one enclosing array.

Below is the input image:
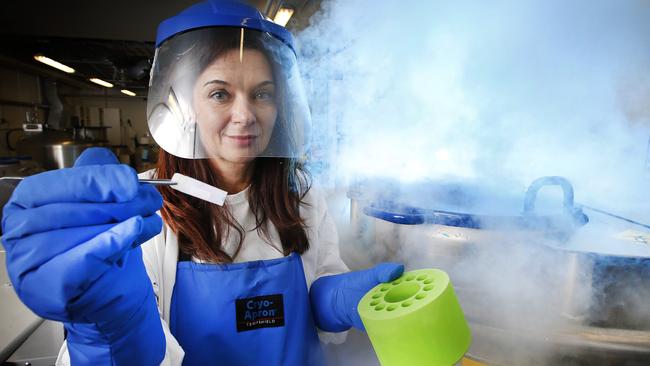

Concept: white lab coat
[[56, 173, 349, 365]]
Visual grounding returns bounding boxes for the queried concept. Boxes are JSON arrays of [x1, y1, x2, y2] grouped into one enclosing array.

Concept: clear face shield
[[147, 27, 310, 161]]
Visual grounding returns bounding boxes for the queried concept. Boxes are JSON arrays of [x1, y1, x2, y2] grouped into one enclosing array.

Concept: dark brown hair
[[153, 28, 312, 263]]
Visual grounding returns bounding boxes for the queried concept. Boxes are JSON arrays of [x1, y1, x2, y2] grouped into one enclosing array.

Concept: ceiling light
[[33, 55, 75, 74], [89, 78, 114, 88], [273, 7, 294, 27], [120, 89, 136, 96]]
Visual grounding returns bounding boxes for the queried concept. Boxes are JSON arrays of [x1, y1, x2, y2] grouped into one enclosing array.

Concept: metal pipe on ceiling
[[263, 0, 276, 17], [264, 0, 284, 19]]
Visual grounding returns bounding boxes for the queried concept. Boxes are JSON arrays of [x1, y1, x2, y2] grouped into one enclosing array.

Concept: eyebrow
[[256, 81, 275, 88], [203, 79, 229, 87], [202, 79, 275, 88]]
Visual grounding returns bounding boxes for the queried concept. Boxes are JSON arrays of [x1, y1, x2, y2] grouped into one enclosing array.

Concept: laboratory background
[[1, 0, 650, 365]]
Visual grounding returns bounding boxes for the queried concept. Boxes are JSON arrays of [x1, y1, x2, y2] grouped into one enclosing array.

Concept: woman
[[1, 1, 402, 365]]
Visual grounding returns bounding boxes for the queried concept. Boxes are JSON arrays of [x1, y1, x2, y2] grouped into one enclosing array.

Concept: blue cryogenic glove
[[1, 147, 165, 365], [310, 263, 404, 332]]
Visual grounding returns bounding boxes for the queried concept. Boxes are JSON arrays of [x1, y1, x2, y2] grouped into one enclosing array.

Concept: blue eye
[[254, 90, 274, 101], [210, 90, 230, 102]]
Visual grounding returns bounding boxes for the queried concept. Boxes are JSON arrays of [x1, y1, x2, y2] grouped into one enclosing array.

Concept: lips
[[226, 134, 258, 146]]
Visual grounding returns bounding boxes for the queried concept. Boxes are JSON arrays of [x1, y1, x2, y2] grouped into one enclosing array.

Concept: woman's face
[[192, 48, 277, 164]]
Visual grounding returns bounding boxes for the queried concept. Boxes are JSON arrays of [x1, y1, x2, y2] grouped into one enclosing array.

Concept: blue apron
[[170, 252, 325, 366]]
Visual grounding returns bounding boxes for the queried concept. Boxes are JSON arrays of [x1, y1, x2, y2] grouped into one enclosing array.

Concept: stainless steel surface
[[349, 192, 560, 264], [5, 320, 64, 366], [549, 209, 650, 330], [138, 178, 175, 186], [0, 250, 43, 362], [467, 321, 650, 365], [1, 176, 176, 186], [15, 129, 105, 170], [43, 142, 97, 169]]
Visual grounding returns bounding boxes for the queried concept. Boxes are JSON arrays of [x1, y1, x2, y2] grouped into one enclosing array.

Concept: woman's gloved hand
[[1, 147, 165, 365], [309, 263, 404, 332]]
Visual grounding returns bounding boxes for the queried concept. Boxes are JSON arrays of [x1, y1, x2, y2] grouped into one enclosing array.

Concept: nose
[[230, 95, 256, 126]]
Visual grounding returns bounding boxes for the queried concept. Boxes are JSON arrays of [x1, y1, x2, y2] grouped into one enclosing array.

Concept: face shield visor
[[147, 27, 310, 160]]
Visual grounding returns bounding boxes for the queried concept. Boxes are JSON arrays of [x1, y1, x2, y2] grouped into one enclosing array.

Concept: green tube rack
[[358, 269, 471, 366]]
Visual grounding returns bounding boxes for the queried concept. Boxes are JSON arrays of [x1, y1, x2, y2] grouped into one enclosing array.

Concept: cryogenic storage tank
[[347, 176, 650, 365]]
